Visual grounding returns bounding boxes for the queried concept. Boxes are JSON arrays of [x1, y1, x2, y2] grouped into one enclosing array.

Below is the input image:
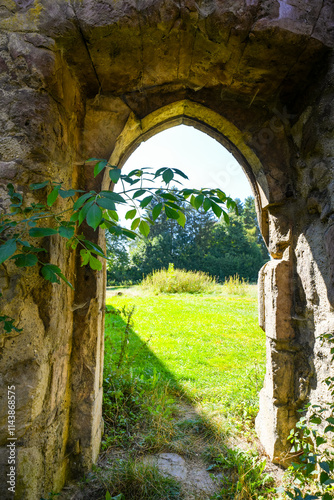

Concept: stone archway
[[0, 1, 333, 498]]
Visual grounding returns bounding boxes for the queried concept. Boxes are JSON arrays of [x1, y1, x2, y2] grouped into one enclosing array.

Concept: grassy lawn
[[91, 284, 280, 499], [104, 285, 266, 433]]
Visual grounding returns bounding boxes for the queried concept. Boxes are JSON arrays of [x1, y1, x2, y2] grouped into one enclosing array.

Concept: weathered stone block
[[255, 390, 298, 463], [258, 257, 295, 341]]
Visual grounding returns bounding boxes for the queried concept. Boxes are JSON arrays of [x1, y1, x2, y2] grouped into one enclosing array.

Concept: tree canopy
[[107, 195, 269, 284]]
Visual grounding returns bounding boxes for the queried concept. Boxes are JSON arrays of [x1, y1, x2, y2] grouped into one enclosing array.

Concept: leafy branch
[[0, 159, 237, 335]]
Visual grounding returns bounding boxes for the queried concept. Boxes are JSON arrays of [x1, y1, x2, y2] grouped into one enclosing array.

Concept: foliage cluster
[[0, 161, 237, 335], [283, 332, 334, 500], [205, 445, 275, 500], [106, 196, 269, 286], [141, 263, 216, 294]]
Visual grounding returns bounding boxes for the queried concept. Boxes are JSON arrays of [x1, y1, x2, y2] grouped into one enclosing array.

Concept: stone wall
[[0, 0, 333, 497]]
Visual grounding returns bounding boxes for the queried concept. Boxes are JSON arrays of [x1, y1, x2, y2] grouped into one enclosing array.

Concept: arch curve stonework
[[0, 1, 333, 497]]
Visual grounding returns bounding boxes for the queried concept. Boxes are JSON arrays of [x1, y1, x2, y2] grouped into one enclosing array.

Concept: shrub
[[141, 263, 216, 294], [223, 274, 249, 295]]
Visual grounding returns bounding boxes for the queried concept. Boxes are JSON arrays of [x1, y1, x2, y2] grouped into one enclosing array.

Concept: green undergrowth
[[204, 445, 276, 499], [103, 459, 184, 499]]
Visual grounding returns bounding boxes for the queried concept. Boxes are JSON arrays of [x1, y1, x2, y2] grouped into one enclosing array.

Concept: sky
[[121, 124, 253, 200]]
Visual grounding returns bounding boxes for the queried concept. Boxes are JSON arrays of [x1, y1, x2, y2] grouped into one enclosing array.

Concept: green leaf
[[162, 168, 174, 184], [159, 193, 178, 201], [310, 416, 322, 424], [194, 194, 204, 209], [109, 169, 121, 184], [94, 160, 108, 177], [319, 462, 330, 473], [125, 209, 137, 220], [0, 239, 17, 265], [305, 463, 316, 475], [100, 191, 126, 204], [78, 199, 95, 226], [154, 167, 167, 178], [70, 212, 79, 222], [203, 198, 212, 212], [84, 240, 106, 258], [12, 253, 38, 267], [41, 264, 73, 288], [326, 416, 334, 424], [59, 189, 77, 198], [96, 198, 116, 211], [47, 188, 59, 207], [316, 436, 327, 446], [172, 168, 188, 180], [223, 210, 230, 225], [30, 181, 49, 190], [216, 189, 226, 201], [108, 210, 119, 221], [29, 227, 58, 237], [58, 226, 75, 239], [140, 195, 153, 208], [131, 218, 140, 230], [133, 189, 146, 199], [86, 157, 101, 162], [139, 220, 150, 237], [152, 203, 162, 220], [211, 201, 223, 218], [80, 249, 91, 266], [41, 264, 60, 284], [121, 229, 137, 240], [320, 471, 329, 484], [89, 254, 102, 271], [86, 204, 103, 230], [165, 206, 180, 220], [73, 192, 94, 210], [176, 211, 186, 228]]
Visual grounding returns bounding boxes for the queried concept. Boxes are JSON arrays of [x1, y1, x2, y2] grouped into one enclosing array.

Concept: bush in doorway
[[141, 263, 216, 294]]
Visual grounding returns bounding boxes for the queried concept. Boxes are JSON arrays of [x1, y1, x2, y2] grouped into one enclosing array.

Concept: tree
[[241, 196, 269, 260], [107, 194, 269, 284]]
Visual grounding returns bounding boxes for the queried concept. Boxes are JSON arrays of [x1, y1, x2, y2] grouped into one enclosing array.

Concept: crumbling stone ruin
[[0, 1, 333, 498]]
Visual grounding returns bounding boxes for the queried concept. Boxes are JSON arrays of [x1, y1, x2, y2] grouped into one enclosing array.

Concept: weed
[[223, 274, 249, 295], [205, 445, 275, 499], [103, 458, 184, 499], [141, 263, 216, 294]]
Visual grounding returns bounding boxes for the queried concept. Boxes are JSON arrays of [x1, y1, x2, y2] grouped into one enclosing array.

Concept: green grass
[[104, 286, 265, 434], [99, 285, 275, 499], [104, 459, 184, 499]]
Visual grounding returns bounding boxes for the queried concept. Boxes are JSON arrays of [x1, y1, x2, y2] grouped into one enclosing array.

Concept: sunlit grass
[[105, 285, 265, 432]]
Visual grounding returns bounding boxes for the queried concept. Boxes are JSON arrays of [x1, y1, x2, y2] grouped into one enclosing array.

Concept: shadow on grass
[[57, 304, 275, 500], [104, 304, 234, 452]]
